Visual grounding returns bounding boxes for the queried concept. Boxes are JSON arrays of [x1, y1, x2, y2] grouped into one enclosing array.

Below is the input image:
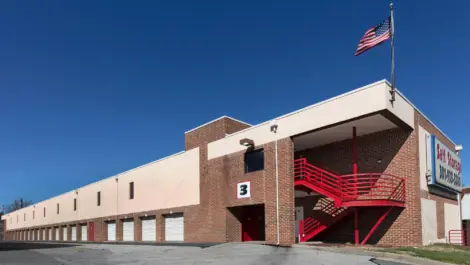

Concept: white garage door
[[142, 217, 156, 241], [81, 225, 88, 241], [123, 220, 134, 241], [107, 222, 116, 241], [55, 228, 59, 241], [43, 230, 46, 240], [165, 213, 184, 242], [71, 226, 77, 241], [49, 229, 52, 241], [62, 227, 67, 241]]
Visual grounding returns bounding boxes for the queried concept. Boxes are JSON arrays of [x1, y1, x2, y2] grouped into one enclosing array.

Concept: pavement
[[0, 242, 446, 265]]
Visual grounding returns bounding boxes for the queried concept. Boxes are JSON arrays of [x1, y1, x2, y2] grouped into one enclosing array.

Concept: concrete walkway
[[293, 244, 456, 265], [0, 242, 383, 265]]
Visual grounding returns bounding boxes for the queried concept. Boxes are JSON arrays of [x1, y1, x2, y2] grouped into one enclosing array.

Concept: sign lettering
[[431, 136, 462, 191]]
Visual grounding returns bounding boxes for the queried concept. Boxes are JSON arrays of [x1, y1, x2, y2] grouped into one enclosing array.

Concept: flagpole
[[390, 3, 395, 103]]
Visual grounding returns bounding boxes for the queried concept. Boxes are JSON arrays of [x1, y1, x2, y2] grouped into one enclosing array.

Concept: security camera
[[455, 145, 463, 152], [269, 119, 278, 133]]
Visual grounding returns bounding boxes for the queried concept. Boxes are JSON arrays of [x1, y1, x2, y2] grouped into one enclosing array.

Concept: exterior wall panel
[[208, 81, 409, 160], [2, 148, 200, 230]]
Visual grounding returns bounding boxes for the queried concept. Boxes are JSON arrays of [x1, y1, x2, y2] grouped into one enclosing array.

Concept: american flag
[[355, 17, 391, 56]]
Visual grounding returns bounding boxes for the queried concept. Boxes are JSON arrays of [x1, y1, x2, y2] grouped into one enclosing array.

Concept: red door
[[241, 206, 264, 241], [89, 222, 95, 241]]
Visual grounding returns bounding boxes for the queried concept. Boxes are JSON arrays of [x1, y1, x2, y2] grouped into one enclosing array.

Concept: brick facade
[[297, 125, 422, 246], [184, 117, 250, 150], [2, 110, 460, 247]]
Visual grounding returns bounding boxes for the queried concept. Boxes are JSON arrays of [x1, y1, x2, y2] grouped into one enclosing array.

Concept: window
[[33, 210, 35, 219], [57, 203, 59, 214], [24, 213, 26, 221], [97, 191, 101, 206], [44, 207, 46, 217], [74, 198, 77, 211], [17, 215, 18, 223], [129, 182, 134, 199], [244, 149, 264, 173]]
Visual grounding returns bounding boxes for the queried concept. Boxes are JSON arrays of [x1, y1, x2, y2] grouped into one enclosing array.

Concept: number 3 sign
[[237, 181, 251, 199]]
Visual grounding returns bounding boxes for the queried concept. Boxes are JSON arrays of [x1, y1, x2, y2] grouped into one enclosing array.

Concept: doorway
[[295, 206, 304, 242], [241, 204, 265, 242]]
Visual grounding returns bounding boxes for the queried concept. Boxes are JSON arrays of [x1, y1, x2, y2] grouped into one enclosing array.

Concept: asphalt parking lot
[[0, 242, 410, 265]]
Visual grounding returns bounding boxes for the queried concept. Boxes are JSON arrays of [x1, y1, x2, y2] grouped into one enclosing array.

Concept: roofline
[[184, 115, 252, 134], [3, 150, 188, 217], [385, 80, 457, 147], [216, 79, 389, 140]]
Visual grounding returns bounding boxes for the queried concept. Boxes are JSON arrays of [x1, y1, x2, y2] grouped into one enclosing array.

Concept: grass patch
[[381, 244, 470, 265]]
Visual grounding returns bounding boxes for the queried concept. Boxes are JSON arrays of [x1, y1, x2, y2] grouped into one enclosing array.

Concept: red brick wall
[[2, 136, 295, 245], [184, 117, 250, 150], [297, 125, 422, 246]]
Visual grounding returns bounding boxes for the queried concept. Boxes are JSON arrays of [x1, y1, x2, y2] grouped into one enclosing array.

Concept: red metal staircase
[[294, 158, 406, 244], [299, 199, 353, 242]]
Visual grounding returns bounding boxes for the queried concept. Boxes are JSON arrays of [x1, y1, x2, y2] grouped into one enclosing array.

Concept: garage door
[[164, 213, 184, 242], [62, 227, 67, 241], [142, 217, 156, 241], [122, 220, 134, 241], [81, 225, 88, 241], [107, 222, 116, 241], [55, 228, 59, 240], [71, 226, 77, 241]]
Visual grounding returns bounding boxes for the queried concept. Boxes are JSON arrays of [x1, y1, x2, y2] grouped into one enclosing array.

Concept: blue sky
[[0, 0, 468, 206]]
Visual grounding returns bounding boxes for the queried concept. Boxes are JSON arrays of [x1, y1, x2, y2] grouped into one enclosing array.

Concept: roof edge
[[184, 115, 252, 134], [384, 80, 457, 147], [214, 79, 389, 140], [3, 149, 189, 217]]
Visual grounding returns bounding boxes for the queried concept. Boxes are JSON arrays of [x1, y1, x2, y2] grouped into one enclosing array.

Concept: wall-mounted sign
[[429, 135, 462, 192], [237, 181, 251, 199]]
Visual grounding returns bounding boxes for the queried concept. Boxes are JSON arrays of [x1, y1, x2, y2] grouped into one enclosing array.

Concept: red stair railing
[[448, 230, 468, 245], [340, 173, 406, 204], [294, 158, 341, 197], [294, 158, 406, 206], [299, 199, 348, 241]]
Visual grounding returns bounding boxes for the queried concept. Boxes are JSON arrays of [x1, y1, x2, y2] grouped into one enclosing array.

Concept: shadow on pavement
[[0, 241, 80, 251]]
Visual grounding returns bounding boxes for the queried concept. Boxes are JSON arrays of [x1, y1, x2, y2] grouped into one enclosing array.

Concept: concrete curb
[[292, 245, 456, 265]]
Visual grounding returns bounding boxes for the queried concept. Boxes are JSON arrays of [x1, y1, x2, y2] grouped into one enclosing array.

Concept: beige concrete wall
[[208, 80, 414, 159], [386, 88, 415, 128], [463, 194, 470, 220], [2, 148, 200, 230], [421, 198, 438, 245], [444, 202, 461, 241], [78, 177, 118, 221], [117, 147, 200, 215]]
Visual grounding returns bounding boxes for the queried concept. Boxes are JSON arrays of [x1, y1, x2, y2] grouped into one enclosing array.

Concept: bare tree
[[4, 198, 33, 213]]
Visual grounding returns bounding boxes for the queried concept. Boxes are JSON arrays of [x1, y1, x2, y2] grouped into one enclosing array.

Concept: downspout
[[275, 138, 279, 245], [458, 193, 462, 230], [270, 119, 280, 245]]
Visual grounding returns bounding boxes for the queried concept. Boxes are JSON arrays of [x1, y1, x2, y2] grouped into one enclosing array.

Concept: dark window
[[33, 210, 35, 219], [244, 149, 264, 173], [97, 192, 101, 206], [74, 198, 77, 211], [129, 182, 134, 199], [24, 213, 26, 221], [57, 203, 59, 214], [44, 207, 46, 217]]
